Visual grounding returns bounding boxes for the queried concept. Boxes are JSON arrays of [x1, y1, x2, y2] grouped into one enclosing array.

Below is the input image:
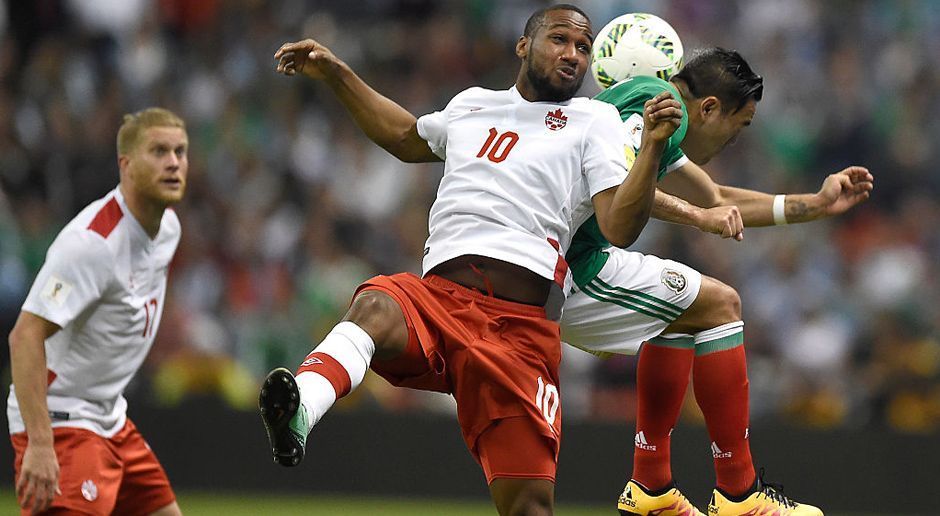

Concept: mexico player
[[562, 49, 872, 515], [7, 108, 187, 515], [259, 5, 682, 515]]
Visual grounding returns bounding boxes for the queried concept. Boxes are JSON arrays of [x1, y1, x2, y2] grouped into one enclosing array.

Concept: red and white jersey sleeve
[[417, 86, 628, 281], [7, 187, 181, 438]]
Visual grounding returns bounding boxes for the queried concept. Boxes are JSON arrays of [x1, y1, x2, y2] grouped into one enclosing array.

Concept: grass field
[[1, 490, 612, 515], [1, 490, 908, 515]]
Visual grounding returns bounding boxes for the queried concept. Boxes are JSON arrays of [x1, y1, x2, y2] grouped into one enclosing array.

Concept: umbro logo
[[634, 431, 657, 451], [300, 356, 323, 367]]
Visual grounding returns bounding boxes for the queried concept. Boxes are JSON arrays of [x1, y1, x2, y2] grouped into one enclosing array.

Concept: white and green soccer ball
[[591, 13, 684, 89]]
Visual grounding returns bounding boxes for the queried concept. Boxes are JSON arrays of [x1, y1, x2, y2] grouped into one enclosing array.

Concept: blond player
[[8, 108, 187, 515]]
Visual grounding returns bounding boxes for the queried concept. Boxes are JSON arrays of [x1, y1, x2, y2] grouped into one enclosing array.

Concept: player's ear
[[118, 154, 130, 176], [516, 36, 529, 59], [700, 96, 721, 119]]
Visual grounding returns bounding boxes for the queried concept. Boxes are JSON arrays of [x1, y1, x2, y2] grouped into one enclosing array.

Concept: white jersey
[[417, 86, 629, 282], [7, 187, 181, 438]]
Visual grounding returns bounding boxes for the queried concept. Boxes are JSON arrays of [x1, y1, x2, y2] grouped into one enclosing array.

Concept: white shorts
[[561, 248, 702, 355]]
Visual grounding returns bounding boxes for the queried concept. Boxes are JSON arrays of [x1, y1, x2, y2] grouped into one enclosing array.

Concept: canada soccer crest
[[545, 108, 567, 130]]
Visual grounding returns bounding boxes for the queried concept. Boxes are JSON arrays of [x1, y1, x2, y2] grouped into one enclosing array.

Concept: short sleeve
[[416, 109, 448, 160], [582, 106, 630, 197], [21, 229, 115, 328]]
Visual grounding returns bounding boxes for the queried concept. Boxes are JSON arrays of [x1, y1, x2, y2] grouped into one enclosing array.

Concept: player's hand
[[274, 38, 342, 79], [642, 91, 683, 145], [16, 442, 60, 513], [698, 205, 744, 241], [814, 166, 874, 217]]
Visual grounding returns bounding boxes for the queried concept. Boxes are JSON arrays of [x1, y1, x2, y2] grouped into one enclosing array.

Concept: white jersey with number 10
[[417, 86, 630, 283]]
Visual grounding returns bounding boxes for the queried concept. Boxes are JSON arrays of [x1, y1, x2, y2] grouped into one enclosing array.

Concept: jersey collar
[[112, 187, 154, 246], [509, 85, 573, 106]]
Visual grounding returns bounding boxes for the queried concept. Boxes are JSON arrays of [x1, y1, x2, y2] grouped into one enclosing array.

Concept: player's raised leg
[[259, 289, 408, 467]]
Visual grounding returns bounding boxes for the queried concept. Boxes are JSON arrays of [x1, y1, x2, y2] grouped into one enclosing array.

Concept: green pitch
[[0, 490, 609, 515], [0, 491, 903, 515]]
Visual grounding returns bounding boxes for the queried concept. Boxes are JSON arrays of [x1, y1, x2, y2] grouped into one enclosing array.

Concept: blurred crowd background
[[1, 0, 938, 435]]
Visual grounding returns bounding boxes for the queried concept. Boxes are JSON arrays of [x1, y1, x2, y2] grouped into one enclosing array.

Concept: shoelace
[[757, 468, 796, 509]]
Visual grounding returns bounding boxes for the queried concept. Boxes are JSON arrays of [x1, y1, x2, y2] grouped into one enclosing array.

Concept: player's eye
[[577, 43, 590, 54]]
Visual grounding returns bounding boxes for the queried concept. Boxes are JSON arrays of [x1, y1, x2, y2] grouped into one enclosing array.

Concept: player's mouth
[[160, 177, 183, 189], [556, 66, 577, 81]]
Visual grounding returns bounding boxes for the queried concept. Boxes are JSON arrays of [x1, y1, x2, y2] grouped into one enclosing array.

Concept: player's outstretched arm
[[594, 92, 682, 247], [274, 38, 440, 163], [9, 311, 62, 513], [652, 189, 744, 240], [660, 162, 873, 226]]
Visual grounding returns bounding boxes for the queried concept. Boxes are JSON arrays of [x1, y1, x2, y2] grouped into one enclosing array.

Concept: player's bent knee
[[699, 277, 742, 323], [714, 281, 742, 321], [344, 290, 408, 357], [490, 478, 554, 516]]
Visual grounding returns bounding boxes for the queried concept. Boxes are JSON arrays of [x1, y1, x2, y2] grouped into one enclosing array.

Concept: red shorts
[[11, 419, 176, 516], [359, 273, 563, 482]]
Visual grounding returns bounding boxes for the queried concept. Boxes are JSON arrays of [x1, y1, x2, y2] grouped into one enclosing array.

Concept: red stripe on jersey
[[87, 197, 123, 238], [546, 238, 568, 289], [47, 369, 57, 386]]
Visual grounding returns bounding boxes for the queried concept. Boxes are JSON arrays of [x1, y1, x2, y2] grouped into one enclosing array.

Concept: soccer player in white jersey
[[258, 5, 682, 514], [561, 48, 872, 516], [7, 108, 187, 515]]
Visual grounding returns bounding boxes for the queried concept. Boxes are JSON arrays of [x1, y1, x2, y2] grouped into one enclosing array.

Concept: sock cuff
[[301, 321, 376, 393], [647, 333, 695, 350], [333, 321, 376, 362], [694, 321, 744, 356]]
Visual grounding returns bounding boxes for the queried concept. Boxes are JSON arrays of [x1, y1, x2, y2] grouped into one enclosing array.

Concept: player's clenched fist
[[641, 91, 683, 145], [698, 205, 745, 241], [274, 39, 343, 80]]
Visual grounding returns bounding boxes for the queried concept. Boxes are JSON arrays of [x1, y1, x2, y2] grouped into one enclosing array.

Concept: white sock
[[295, 321, 375, 428]]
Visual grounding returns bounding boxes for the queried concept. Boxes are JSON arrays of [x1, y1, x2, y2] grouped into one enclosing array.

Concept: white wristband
[[772, 194, 788, 225]]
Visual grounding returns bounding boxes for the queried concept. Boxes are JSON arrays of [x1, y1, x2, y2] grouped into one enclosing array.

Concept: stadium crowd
[[1, 0, 938, 433]]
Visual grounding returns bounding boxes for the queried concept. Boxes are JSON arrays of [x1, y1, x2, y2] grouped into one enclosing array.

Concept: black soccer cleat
[[259, 367, 309, 467]]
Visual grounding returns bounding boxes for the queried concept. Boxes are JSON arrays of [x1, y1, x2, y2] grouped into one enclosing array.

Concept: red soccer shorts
[[11, 418, 176, 515], [359, 273, 563, 482]]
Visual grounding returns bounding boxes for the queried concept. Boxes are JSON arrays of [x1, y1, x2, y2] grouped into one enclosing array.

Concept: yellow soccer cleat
[[707, 471, 823, 516], [617, 479, 705, 516]]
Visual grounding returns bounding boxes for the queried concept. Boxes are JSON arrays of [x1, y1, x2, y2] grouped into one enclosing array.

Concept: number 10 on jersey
[[477, 128, 519, 163]]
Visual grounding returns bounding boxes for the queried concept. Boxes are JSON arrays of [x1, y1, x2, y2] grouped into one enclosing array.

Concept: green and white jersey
[[566, 76, 689, 287]]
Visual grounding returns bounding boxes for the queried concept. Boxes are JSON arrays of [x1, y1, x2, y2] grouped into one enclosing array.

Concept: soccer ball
[[591, 13, 684, 89]]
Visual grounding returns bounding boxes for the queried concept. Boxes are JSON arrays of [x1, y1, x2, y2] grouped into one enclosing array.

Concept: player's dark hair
[[523, 4, 591, 38], [673, 47, 763, 113]]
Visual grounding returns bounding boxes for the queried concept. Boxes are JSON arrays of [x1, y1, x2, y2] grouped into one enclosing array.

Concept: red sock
[[631, 343, 695, 490], [693, 345, 755, 496]]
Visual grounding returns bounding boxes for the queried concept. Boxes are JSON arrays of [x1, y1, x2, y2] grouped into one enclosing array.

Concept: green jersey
[[567, 76, 689, 287]]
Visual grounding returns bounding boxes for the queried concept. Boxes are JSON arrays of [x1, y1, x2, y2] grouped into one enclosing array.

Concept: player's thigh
[[11, 427, 123, 515], [147, 501, 182, 516], [561, 250, 701, 355], [664, 275, 741, 334], [482, 417, 555, 515], [343, 288, 410, 360], [111, 421, 176, 516]]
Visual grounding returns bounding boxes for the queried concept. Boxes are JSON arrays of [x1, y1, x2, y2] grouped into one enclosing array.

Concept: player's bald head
[[523, 4, 592, 39]]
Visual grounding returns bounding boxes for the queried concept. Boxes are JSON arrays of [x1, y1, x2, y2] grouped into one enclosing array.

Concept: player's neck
[[119, 183, 165, 239]]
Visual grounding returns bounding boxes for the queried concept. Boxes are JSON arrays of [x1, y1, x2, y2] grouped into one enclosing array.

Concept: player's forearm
[[717, 185, 825, 226], [652, 189, 704, 227], [323, 62, 431, 162], [9, 331, 53, 445], [603, 140, 664, 247]]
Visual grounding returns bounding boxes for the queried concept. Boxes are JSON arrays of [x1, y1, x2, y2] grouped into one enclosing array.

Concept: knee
[[344, 290, 407, 356], [504, 492, 553, 516], [712, 281, 742, 322]]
